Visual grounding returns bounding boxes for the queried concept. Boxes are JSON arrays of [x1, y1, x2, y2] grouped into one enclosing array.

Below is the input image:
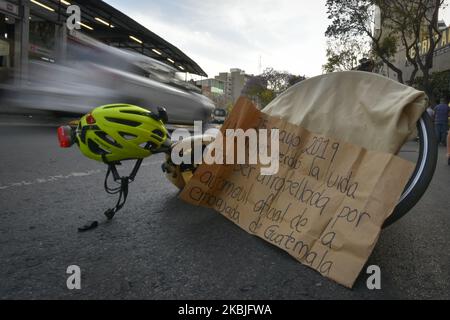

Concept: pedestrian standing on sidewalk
[[447, 130, 450, 165], [434, 98, 450, 147]]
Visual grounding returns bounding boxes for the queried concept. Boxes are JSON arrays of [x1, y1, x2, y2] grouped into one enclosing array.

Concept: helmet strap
[[103, 158, 143, 220], [78, 143, 154, 232]]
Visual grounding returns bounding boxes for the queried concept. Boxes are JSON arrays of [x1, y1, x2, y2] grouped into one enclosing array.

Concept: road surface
[[0, 120, 449, 300]]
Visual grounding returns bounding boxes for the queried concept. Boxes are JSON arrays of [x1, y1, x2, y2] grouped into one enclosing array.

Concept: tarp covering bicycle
[[57, 71, 437, 287]]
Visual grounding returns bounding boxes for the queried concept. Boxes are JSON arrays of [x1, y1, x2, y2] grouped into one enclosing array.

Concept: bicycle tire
[[383, 112, 438, 228]]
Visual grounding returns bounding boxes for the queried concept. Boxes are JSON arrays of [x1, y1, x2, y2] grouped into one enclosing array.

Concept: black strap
[[104, 176, 129, 220], [78, 143, 161, 231], [103, 161, 141, 220], [78, 161, 140, 231], [83, 142, 155, 228]]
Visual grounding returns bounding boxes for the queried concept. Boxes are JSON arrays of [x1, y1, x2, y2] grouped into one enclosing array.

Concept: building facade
[[378, 23, 450, 83], [195, 78, 226, 109], [375, 4, 450, 98], [215, 68, 252, 106], [197, 68, 253, 109], [0, 0, 30, 83]]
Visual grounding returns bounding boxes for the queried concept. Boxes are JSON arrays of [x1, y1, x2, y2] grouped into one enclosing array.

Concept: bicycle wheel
[[383, 112, 438, 228]]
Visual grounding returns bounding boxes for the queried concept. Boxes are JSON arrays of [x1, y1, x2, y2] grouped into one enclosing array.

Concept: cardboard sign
[[180, 98, 415, 288]]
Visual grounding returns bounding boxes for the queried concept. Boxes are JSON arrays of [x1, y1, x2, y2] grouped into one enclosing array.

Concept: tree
[[242, 75, 275, 108], [288, 74, 307, 87], [413, 70, 450, 103], [243, 69, 306, 108], [261, 68, 295, 94], [325, 0, 447, 97], [323, 37, 370, 73]]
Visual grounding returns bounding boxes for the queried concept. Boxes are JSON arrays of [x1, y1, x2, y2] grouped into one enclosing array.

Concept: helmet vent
[[140, 142, 155, 150], [120, 110, 151, 117], [151, 134, 164, 143], [95, 132, 122, 149], [103, 105, 132, 109], [88, 139, 111, 155], [105, 117, 141, 127], [152, 129, 165, 138], [119, 132, 138, 140]]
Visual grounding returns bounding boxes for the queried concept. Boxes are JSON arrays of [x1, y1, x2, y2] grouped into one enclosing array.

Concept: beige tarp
[[262, 71, 428, 153], [180, 72, 427, 287]]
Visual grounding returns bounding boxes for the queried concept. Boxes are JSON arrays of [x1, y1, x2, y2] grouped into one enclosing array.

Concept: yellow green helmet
[[76, 104, 169, 163]]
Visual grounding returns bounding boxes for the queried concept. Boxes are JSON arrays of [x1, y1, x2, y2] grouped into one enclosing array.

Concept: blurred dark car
[[212, 108, 228, 124]]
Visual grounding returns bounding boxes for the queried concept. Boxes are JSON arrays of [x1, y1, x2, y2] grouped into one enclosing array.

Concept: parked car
[[212, 108, 228, 124]]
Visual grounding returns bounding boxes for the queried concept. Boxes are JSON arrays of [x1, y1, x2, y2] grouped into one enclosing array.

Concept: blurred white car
[[0, 32, 215, 125]]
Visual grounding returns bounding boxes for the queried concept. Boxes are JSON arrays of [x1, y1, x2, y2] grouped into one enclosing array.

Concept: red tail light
[[58, 126, 75, 148], [86, 114, 96, 125]]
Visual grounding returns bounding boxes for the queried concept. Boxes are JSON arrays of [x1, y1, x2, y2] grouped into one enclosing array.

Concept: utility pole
[[258, 55, 262, 75]]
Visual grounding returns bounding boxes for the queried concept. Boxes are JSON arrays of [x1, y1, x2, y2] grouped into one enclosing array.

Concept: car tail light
[[58, 126, 75, 148]]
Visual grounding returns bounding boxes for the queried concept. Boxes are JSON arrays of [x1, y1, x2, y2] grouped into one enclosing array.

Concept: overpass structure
[[0, 0, 207, 83]]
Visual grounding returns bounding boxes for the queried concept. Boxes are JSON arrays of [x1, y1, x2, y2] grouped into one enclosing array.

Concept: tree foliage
[[260, 68, 295, 94], [288, 74, 307, 87], [243, 68, 306, 108], [325, 0, 447, 97], [323, 37, 370, 72], [413, 70, 450, 103]]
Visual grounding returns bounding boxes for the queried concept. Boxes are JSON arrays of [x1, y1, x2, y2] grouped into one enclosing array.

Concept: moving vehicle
[[0, 31, 215, 125]]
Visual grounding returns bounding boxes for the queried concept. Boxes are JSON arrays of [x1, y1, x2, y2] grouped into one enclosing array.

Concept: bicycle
[[57, 72, 438, 230]]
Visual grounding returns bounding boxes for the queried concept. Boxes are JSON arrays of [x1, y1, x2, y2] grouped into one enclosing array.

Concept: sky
[[441, 4, 450, 28], [104, 0, 330, 79], [104, 0, 450, 79]]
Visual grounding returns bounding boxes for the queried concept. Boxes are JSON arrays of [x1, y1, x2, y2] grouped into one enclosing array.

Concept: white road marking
[[0, 170, 102, 191], [0, 123, 60, 127], [0, 159, 162, 191]]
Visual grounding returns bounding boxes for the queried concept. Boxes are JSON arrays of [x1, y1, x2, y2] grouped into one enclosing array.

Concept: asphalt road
[[0, 121, 449, 300]]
